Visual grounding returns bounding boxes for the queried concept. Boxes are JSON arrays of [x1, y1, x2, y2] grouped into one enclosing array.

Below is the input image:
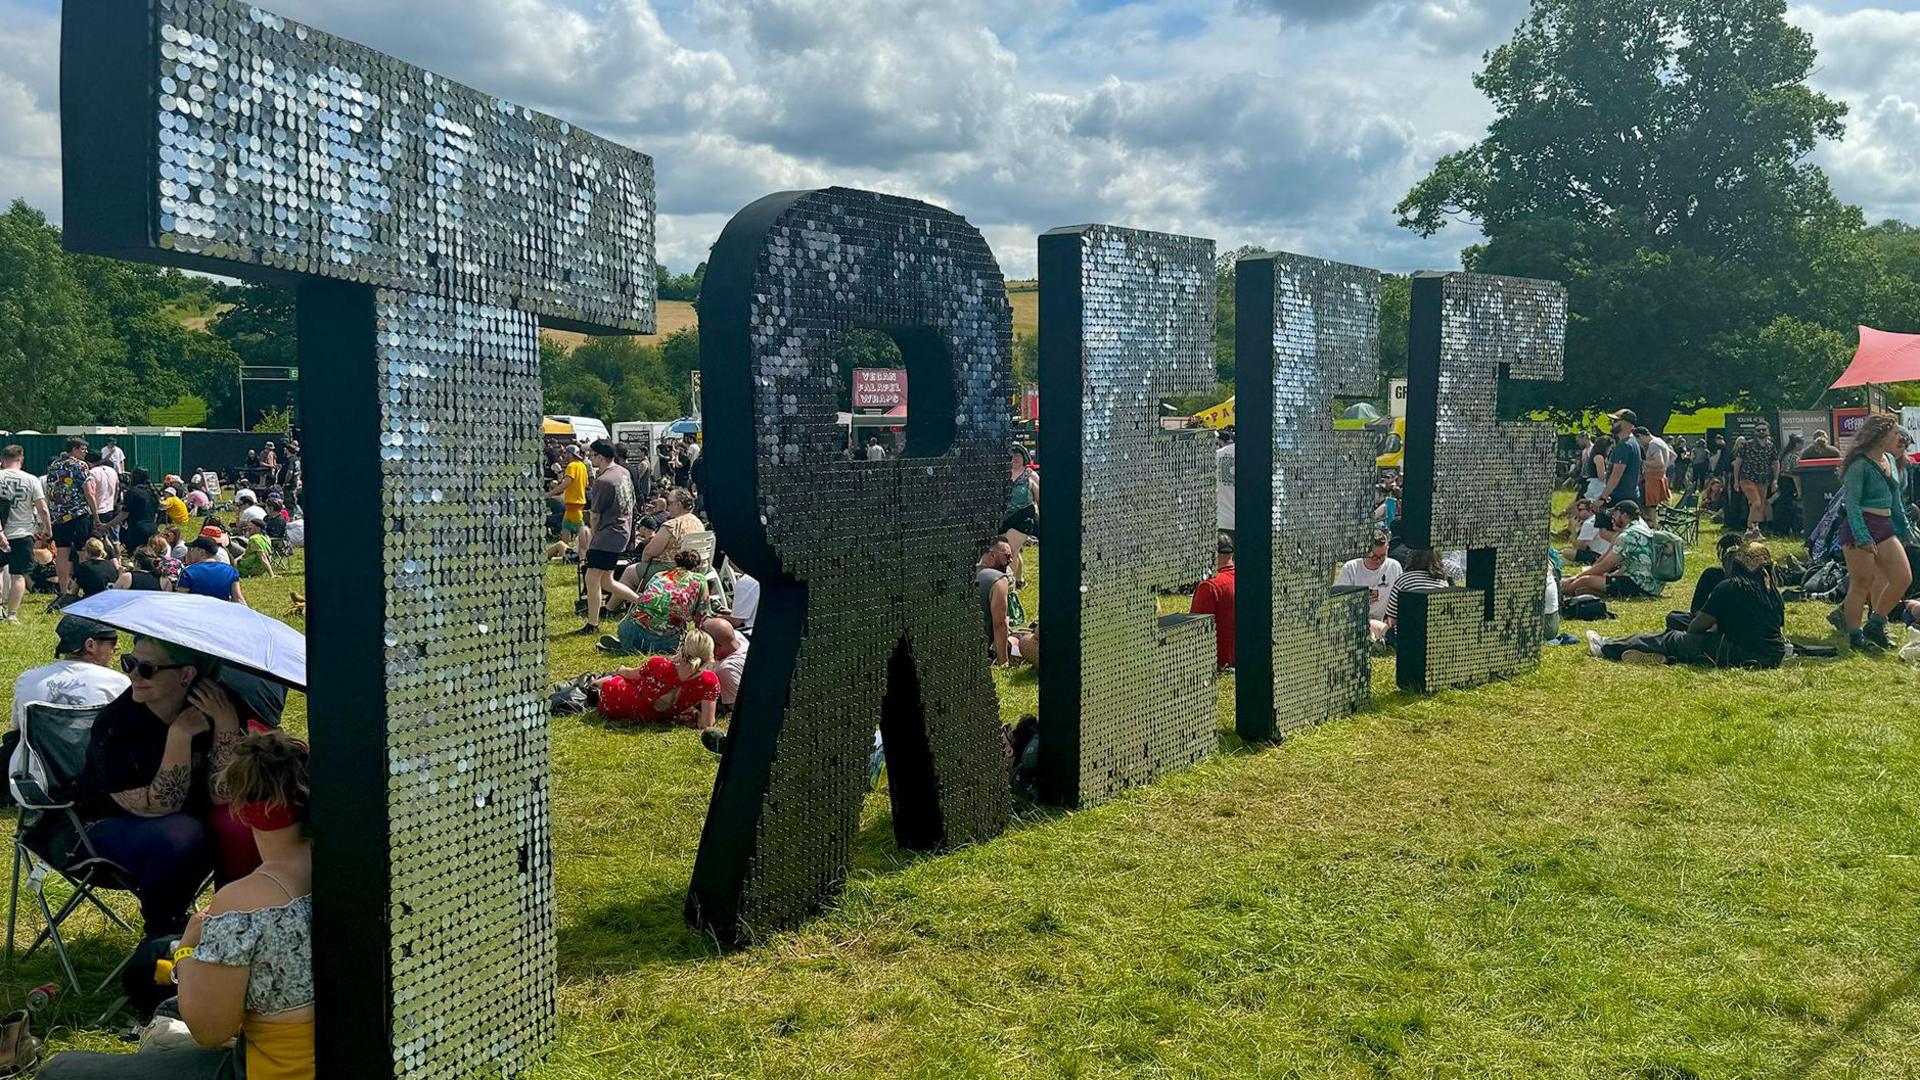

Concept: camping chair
[[6, 701, 142, 996], [1659, 501, 1700, 545]]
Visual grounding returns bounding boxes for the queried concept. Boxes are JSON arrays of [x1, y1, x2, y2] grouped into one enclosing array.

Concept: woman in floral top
[[606, 549, 709, 656]]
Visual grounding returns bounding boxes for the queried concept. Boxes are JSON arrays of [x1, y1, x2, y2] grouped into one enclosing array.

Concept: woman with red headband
[[41, 731, 313, 1079]]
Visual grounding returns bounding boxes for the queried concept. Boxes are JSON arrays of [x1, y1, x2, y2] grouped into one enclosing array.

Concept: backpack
[[1562, 594, 1613, 621], [1647, 530, 1687, 583]]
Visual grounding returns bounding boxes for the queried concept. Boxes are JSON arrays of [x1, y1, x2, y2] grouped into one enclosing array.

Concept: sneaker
[[1827, 606, 1848, 634], [1850, 629, 1881, 653], [1864, 618, 1894, 650], [595, 635, 624, 653], [0, 611, 16, 625], [570, 623, 599, 636], [700, 727, 728, 755], [1586, 630, 1605, 658]]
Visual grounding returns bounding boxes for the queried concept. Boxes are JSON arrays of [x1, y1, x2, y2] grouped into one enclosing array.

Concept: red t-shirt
[[1190, 565, 1236, 668], [598, 656, 719, 724]]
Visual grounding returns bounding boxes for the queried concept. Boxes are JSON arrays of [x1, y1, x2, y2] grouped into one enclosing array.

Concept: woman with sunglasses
[[74, 635, 264, 936]]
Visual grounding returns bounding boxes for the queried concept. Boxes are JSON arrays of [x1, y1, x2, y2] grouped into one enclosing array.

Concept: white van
[[545, 415, 609, 445]]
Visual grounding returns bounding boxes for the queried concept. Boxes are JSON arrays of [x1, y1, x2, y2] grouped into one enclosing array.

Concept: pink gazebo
[[1830, 326, 1920, 389]]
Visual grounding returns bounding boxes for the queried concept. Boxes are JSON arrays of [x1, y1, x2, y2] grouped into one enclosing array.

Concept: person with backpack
[[1564, 501, 1671, 601], [1587, 541, 1786, 668]]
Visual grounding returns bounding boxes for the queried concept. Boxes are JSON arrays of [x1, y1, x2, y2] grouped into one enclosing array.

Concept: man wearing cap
[[1563, 501, 1665, 601], [1190, 534, 1238, 669], [1596, 410, 1644, 512], [178, 538, 245, 603], [158, 485, 190, 527], [9, 617, 130, 800]]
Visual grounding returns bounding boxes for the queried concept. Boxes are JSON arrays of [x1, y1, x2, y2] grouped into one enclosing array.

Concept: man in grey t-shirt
[[577, 439, 640, 636], [0, 444, 52, 623]]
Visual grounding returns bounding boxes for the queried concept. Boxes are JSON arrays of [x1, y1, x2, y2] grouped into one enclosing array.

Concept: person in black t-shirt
[[115, 469, 160, 551], [1589, 541, 1785, 668], [76, 636, 262, 934]]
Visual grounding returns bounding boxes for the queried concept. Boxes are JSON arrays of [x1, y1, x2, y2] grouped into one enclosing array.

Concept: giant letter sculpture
[[1233, 253, 1382, 742], [1036, 225, 1217, 806], [62, 1, 654, 1074], [1397, 273, 1566, 691], [689, 188, 1014, 943]]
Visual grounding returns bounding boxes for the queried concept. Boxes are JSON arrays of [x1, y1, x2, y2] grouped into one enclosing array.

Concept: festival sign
[[1832, 407, 1871, 445], [1037, 224, 1217, 806], [1234, 252, 1382, 741], [62, 0, 654, 1074], [852, 367, 910, 409], [690, 189, 1013, 944], [1397, 273, 1567, 692], [1776, 410, 1830, 450]]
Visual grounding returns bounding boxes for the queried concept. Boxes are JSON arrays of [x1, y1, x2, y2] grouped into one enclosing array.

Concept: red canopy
[[1830, 326, 1920, 389]]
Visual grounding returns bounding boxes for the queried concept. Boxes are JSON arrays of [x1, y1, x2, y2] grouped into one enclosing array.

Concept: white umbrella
[[64, 592, 307, 691]]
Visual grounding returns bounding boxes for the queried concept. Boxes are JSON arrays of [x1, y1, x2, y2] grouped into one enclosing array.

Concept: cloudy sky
[[1, 0, 1915, 278]]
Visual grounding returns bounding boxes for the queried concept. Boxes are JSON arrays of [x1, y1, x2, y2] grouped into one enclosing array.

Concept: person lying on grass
[[1587, 540, 1785, 669], [598, 627, 720, 731]]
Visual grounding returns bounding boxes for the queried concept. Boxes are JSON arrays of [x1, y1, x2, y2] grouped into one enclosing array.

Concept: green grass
[[5, 528, 1920, 1078]]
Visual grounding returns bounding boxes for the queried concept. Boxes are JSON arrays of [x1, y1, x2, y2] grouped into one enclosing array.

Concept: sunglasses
[[121, 656, 189, 679]]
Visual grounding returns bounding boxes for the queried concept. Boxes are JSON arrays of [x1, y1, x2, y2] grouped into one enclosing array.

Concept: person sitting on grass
[[1380, 547, 1452, 646], [1563, 502, 1663, 601], [1587, 540, 1785, 669], [116, 541, 174, 592], [40, 731, 313, 1080], [597, 628, 721, 731], [601, 549, 708, 656], [234, 519, 276, 579], [178, 538, 246, 604], [73, 537, 121, 600], [1567, 498, 1616, 565]]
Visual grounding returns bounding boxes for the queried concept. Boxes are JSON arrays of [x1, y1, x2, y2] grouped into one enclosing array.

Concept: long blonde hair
[[677, 627, 714, 667]]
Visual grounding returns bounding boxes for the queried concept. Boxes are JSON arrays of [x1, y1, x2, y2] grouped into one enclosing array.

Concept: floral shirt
[[193, 893, 313, 1016], [629, 567, 705, 637], [45, 456, 90, 523], [1612, 519, 1665, 597]]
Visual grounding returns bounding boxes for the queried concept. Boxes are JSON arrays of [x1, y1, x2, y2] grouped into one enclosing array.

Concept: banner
[[1388, 377, 1410, 419], [1831, 407, 1871, 445], [852, 367, 909, 409], [1775, 409, 1829, 449]]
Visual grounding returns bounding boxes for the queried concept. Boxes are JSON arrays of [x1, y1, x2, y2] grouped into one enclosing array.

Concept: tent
[[1830, 326, 1920, 389], [542, 417, 574, 436]]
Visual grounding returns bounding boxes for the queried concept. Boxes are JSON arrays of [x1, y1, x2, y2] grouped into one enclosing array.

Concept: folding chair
[[1659, 502, 1701, 545], [6, 701, 142, 996]]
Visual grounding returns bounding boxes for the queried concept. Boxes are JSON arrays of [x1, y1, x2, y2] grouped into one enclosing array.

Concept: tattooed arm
[[189, 684, 244, 804], [110, 716, 207, 817]]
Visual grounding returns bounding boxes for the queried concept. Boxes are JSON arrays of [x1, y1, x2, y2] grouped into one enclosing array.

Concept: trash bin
[[1795, 457, 1841, 536]]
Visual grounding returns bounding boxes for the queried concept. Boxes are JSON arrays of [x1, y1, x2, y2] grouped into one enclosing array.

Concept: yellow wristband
[[171, 945, 195, 966]]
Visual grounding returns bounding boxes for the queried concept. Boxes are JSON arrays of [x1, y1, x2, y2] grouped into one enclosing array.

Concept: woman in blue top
[[1838, 414, 1913, 651]]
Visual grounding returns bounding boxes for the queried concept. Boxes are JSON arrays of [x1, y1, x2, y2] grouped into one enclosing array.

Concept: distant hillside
[[1007, 281, 1037, 338], [542, 299, 699, 350]]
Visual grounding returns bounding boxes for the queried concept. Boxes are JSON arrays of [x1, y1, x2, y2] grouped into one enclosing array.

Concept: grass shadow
[[555, 880, 722, 976], [1780, 952, 1920, 1079]]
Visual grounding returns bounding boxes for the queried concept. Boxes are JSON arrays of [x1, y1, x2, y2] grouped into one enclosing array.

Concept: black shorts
[[1000, 505, 1039, 538], [1606, 576, 1651, 599], [3, 538, 32, 575], [584, 548, 623, 572], [51, 516, 92, 549]]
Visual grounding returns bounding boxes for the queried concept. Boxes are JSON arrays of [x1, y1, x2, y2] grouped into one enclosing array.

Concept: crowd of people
[[0, 437, 300, 621]]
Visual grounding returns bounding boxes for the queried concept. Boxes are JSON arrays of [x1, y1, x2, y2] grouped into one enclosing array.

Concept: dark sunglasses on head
[[121, 656, 188, 679]]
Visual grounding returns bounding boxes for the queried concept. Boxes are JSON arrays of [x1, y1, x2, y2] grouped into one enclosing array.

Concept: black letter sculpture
[[61, 1, 654, 1074], [1037, 225, 1217, 805], [1233, 253, 1382, 741], [689, 188, 1014, 943], [1397, 273, 1567, 691]]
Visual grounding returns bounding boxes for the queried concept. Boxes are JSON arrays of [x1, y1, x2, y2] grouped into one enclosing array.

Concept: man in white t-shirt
[[726, 571, 760, 633], [101, 438, 127, 474], [1215, 434, 1236, 535], [10, 617, 129, 803], [1573, 514, 1615, 565], [0, 444, 52, 623], [1334, 535, 1404, 626]]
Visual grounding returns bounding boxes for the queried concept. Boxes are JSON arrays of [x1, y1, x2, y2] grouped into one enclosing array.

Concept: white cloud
[[1, 0, 1904, 286]]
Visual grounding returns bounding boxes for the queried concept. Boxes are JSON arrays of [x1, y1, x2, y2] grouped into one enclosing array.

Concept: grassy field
[[4, 521, 1920, 1078]]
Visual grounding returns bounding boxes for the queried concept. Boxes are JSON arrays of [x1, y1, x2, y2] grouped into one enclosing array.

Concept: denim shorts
[[616, 618, 682, 655]]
